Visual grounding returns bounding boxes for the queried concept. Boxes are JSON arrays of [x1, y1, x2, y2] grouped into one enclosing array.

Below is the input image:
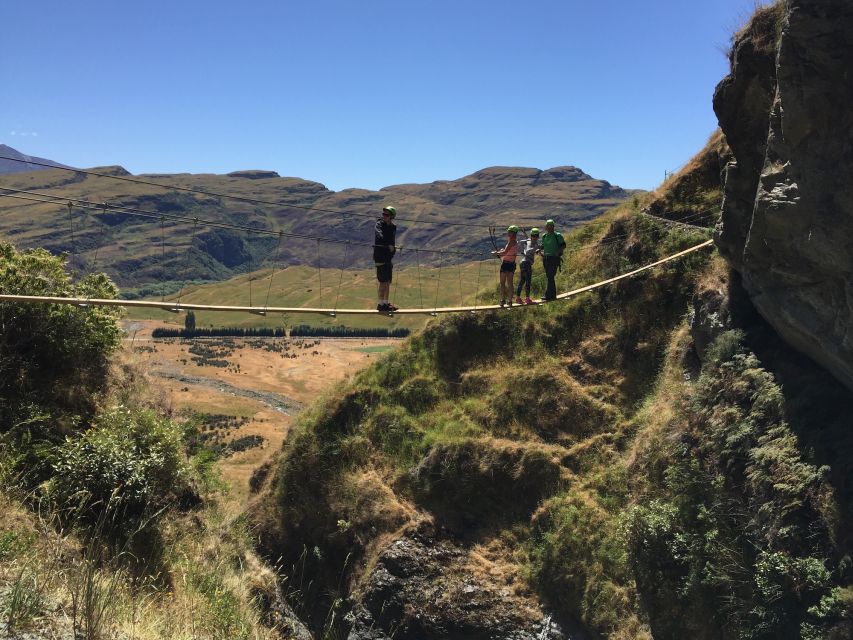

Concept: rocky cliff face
[[713, 0, 853, 392]]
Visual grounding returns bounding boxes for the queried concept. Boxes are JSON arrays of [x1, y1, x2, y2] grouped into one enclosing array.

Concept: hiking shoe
[[387, 303, 399, 312], [377, 303, 388, 312], [525, 297, 533, 305], [515, 297, 523, 305]]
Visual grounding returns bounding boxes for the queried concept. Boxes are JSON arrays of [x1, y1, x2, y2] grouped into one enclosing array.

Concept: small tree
[[184, 310, 196, 334], [0, 244, 122, 434]]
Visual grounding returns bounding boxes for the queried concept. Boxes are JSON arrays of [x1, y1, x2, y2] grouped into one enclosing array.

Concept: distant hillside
[[0, 144, 70, 174], [384, 165, 627, 212], [0, 158, 634, 292]]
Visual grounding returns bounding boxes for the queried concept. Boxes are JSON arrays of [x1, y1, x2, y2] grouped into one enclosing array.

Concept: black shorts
[[500, 261, 517, 273], [376, 262, 393, 283]]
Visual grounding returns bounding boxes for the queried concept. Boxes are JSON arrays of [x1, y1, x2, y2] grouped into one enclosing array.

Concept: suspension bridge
[[0, 155, 715, 318]]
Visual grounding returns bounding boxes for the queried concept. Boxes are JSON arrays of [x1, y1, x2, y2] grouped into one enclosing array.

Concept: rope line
[[87, 203, 106, 275], [0, 188, 490, 258], [263, 232, 284, 313], [333, 241, 349, 315], [159, 217, 167, 301], [415, 249, 424, 309], [0, 154, 550, 230], [0, 240, 713, 315], [176, 218, 199, 305], [315, 238, 323, 309], [457, 260, 465, 308], [66, 201, 76, 275], [432, 251, 443, 314], [474, 258, 484, 310], [391, 249, 400, 307]]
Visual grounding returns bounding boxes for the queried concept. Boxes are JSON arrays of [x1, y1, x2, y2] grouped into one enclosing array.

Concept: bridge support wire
[[0, 240, 713, 317]]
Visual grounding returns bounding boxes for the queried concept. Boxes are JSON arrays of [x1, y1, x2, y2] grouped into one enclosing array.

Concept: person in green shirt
[[539, 219, 566, 301]]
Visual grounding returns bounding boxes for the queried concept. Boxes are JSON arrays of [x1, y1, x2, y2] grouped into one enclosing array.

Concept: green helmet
[[507, 225, 520, 233], [546, 219, 555, 227], [382, 206, 397, 218], [530, 227, 540, 236]]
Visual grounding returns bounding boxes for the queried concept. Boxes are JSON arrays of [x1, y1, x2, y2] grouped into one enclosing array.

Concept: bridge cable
[[159, 216, 167, 301], [432, 251, 443, 316], [0, 187, 489, 258], [457, 259, 465, 308], [474, 257, 484, 311], [415, 249, 424, 310], [333, 240, 349, 317], [315, 239, 323, 309], [65, 201, 77, 276], [263, 231, 284, 315], [0, 154, 548, 231], [87, 203, 107, 275], [176, 218, 199, 306]]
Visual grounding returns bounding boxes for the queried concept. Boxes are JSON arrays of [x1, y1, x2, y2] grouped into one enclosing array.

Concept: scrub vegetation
[[0, 243, 282, 639]]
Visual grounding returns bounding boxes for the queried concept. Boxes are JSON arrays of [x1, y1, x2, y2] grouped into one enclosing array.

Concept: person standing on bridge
[[374, 205, 398, 313], [539, 219, 565, 302], [515, 227, 539, 305], [492, 225, 519, 307]]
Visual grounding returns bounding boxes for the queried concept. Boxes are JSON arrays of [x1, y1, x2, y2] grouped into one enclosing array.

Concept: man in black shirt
[[374, 205, 397, 312]]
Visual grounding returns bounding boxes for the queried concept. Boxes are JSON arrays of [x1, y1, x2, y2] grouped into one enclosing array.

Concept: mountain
[[0, 159, 634, 293], [383, 165, 627, 214], [0, 144, 71, 175]]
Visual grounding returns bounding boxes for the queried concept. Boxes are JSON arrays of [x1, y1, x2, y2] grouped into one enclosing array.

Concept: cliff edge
[[714, 0, 853, 391]]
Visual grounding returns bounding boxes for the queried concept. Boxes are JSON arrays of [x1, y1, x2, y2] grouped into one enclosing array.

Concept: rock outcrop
[[226, 169, 281, 179], [713, 0, 853, 391], [346, 522, 567, 640]]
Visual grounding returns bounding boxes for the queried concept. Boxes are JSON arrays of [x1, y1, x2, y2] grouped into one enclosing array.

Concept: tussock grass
[[0, 487, 280, 640], [731, 0, 787, 58]]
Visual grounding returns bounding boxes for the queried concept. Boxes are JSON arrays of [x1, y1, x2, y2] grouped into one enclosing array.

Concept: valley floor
[[122, 320, 397, 510]]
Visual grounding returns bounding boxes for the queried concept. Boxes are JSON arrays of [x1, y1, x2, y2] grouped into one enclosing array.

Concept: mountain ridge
[[0, 144, 71, 175]]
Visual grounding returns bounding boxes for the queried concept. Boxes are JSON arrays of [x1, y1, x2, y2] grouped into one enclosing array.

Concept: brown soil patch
[[122, 320, 394, 510]]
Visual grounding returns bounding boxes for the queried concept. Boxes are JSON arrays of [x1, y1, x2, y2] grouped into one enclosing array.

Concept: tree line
[[152, 326, 287, 338], [290, 325, 410, 338], [150, 311, 410, 339]]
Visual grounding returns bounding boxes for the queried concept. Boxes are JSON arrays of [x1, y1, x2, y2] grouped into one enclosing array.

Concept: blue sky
[[2, 0, 766, 191]]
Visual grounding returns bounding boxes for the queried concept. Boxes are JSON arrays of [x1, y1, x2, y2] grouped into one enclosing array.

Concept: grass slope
[[251, 199, 720, 637], [253, 132, 853, 638]]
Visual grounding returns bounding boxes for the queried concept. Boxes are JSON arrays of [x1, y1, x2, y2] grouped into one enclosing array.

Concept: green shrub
[[51, 405, 188, 524], [0, 244, 122, 433], [627, 332, 845, 639], [530, 489, 635, 637]]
